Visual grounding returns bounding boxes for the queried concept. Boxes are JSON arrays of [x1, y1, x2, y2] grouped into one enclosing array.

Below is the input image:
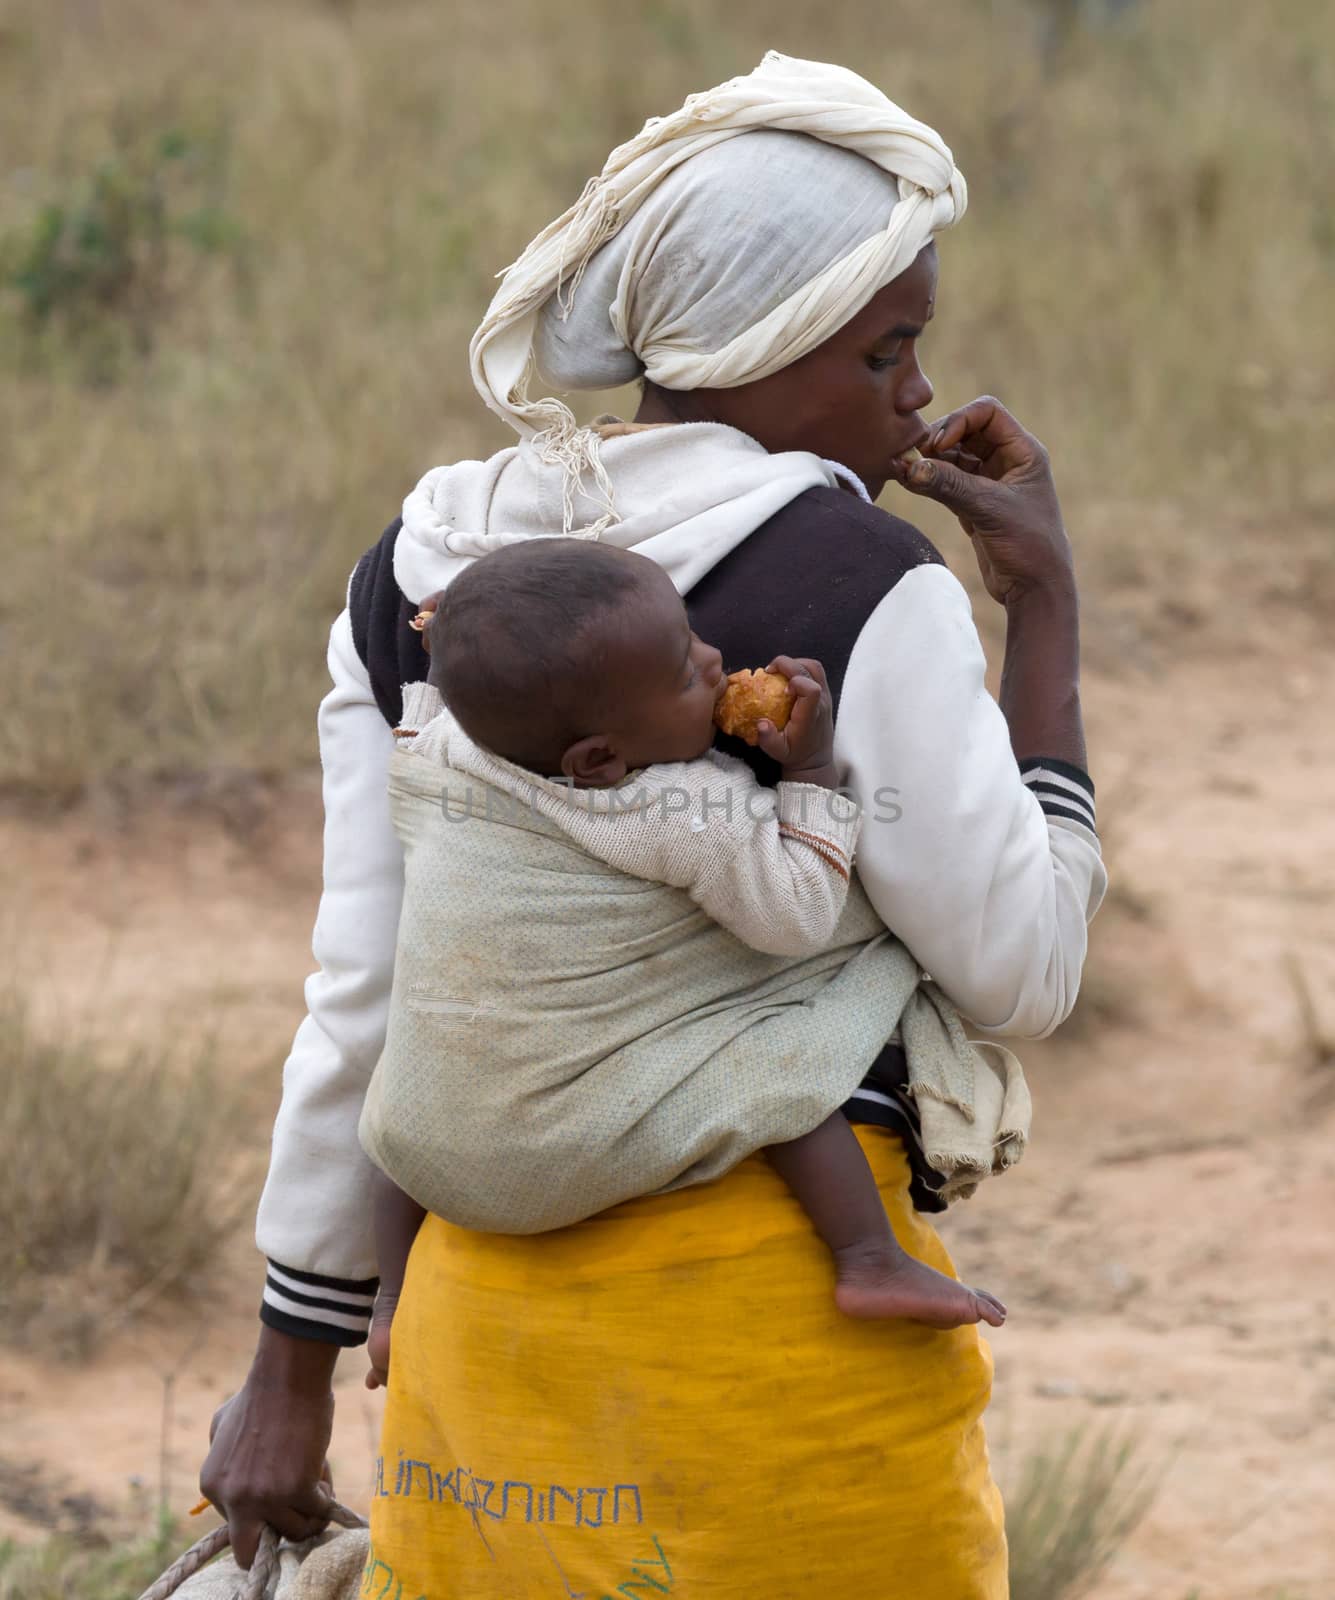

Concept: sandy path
[[2, 605, 1332, 1594], [945, 614, 1335, 1597]]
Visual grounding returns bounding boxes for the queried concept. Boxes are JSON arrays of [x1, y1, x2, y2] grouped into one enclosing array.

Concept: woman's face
[[641, 243, 939, 500]]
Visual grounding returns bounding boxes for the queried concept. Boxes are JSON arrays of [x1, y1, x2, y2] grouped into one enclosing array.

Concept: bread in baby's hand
[[713, 668, 792, 747]]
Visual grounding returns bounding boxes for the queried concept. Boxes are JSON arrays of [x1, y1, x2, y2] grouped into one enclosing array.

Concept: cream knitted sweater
[[393, 684, 866, 958]]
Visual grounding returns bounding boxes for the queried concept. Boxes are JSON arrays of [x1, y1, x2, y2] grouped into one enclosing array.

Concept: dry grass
[[1006, 1424, 1158, 1600], [0, 992, 250, 1355], [0, 1517, 184, 1600], [1287, 952, 1335, 1069], [1287, 952, 1335, 1116], [1, 0, 1332, 797], [0, 1524, 178, 1600]]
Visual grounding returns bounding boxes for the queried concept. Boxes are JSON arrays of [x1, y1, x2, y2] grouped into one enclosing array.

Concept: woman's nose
[[898, 356, 933, 414]]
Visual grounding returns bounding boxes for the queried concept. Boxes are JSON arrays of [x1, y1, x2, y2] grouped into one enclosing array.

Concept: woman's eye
[[868, 353, 899, 372]]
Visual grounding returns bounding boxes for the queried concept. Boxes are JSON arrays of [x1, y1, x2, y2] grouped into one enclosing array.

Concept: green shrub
[[2, 124, 243, 370], [0, 993, 249, 1355]]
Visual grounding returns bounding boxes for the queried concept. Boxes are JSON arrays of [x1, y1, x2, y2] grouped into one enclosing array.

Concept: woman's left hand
[[889, 396, 1075, 607]]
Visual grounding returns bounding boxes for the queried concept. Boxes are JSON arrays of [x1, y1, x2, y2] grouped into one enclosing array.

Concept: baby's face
[[607, 578, 727, 769]]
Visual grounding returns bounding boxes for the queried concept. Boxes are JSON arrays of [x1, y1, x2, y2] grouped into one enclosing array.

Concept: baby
[[366, 538, 1004, 1385]]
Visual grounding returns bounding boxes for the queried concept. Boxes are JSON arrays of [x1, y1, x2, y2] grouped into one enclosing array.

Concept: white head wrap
[[469, 51, 966, 531]]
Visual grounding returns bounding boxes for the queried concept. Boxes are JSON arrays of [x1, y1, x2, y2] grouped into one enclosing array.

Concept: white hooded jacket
[[253, 422, 1105, 1346]]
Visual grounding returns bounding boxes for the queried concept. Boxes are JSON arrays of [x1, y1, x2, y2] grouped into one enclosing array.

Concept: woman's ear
[[560, 735, 626, 788]]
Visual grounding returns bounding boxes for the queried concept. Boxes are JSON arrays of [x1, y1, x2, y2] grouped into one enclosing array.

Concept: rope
[[135, 1501, 368, 1600]]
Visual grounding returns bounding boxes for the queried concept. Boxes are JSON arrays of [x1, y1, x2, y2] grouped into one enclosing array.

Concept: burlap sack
[[171, 1528, 369, 1600]]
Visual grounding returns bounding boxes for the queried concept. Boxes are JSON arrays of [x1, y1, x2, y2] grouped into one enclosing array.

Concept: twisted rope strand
[[135, 1501, 368, 1600]]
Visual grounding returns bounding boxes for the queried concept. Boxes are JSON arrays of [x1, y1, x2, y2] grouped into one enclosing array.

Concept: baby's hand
[[754, 656, 835, 777], [409, 590, 448, 654]]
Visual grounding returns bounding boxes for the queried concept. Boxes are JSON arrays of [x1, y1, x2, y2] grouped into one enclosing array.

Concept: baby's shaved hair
[[429, 539, 660, 773]]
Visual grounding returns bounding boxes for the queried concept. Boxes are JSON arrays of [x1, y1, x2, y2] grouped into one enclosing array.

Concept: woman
[[202, 54, 1104, 1597]]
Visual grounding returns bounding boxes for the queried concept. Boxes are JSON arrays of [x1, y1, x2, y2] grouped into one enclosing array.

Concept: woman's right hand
[[891, 396, 1075, 608], [199, 1328, 337, 1568]]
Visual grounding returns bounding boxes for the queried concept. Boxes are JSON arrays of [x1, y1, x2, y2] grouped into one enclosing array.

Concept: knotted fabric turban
[[468, 51, 966, 527]]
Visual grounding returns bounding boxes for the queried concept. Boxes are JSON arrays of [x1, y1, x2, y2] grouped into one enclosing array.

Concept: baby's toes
[[972, 1290, 1007, 1327]]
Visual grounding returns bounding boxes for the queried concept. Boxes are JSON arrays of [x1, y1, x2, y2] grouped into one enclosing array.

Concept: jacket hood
[[392, 421, 853, 605]]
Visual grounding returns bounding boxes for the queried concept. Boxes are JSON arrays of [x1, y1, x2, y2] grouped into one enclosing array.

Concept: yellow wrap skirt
[[367, 1128, 1007, 1598]]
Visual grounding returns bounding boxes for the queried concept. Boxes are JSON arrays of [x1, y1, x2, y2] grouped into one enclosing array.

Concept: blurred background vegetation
[[0, 0, 1331, 800]]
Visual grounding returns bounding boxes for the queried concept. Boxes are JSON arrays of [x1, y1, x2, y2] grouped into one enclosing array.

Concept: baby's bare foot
[[832, 1240, 1006, 1329]]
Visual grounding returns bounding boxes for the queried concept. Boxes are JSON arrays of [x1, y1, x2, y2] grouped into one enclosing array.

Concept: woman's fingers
[[220, 1488, 334, 1570], [199, 1380, 336, 1571], [926, 433, 998, 469], [901, 456, 1003, 525], [901, 436, 1073, 607], [925, 395, 1018, 452], [924, 396, 1046, 480], [932, 447, 984, 476]]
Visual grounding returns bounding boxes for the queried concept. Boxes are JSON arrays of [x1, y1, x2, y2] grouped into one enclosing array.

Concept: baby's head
[[427, 540, 726, 785]]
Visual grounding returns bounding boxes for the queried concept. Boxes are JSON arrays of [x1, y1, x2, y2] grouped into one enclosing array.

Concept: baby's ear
[[408, 591, 448, 654], [562, 735, 625, 788]]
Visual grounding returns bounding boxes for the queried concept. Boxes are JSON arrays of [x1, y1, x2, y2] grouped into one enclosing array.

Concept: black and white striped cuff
[[1020, 757, 1097, 836], [260, 1261, 378, 1348]]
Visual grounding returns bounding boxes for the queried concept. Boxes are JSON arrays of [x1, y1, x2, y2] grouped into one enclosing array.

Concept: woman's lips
[[884, 429, 931, 479]]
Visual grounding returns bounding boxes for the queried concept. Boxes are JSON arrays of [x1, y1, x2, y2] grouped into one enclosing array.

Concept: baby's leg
[[367, 1168, 427, 1389], [766, 1115, 1006, 1328]]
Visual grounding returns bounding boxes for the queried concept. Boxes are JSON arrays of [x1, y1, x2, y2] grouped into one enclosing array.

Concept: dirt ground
[[2, 592, 1333, 1598]]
